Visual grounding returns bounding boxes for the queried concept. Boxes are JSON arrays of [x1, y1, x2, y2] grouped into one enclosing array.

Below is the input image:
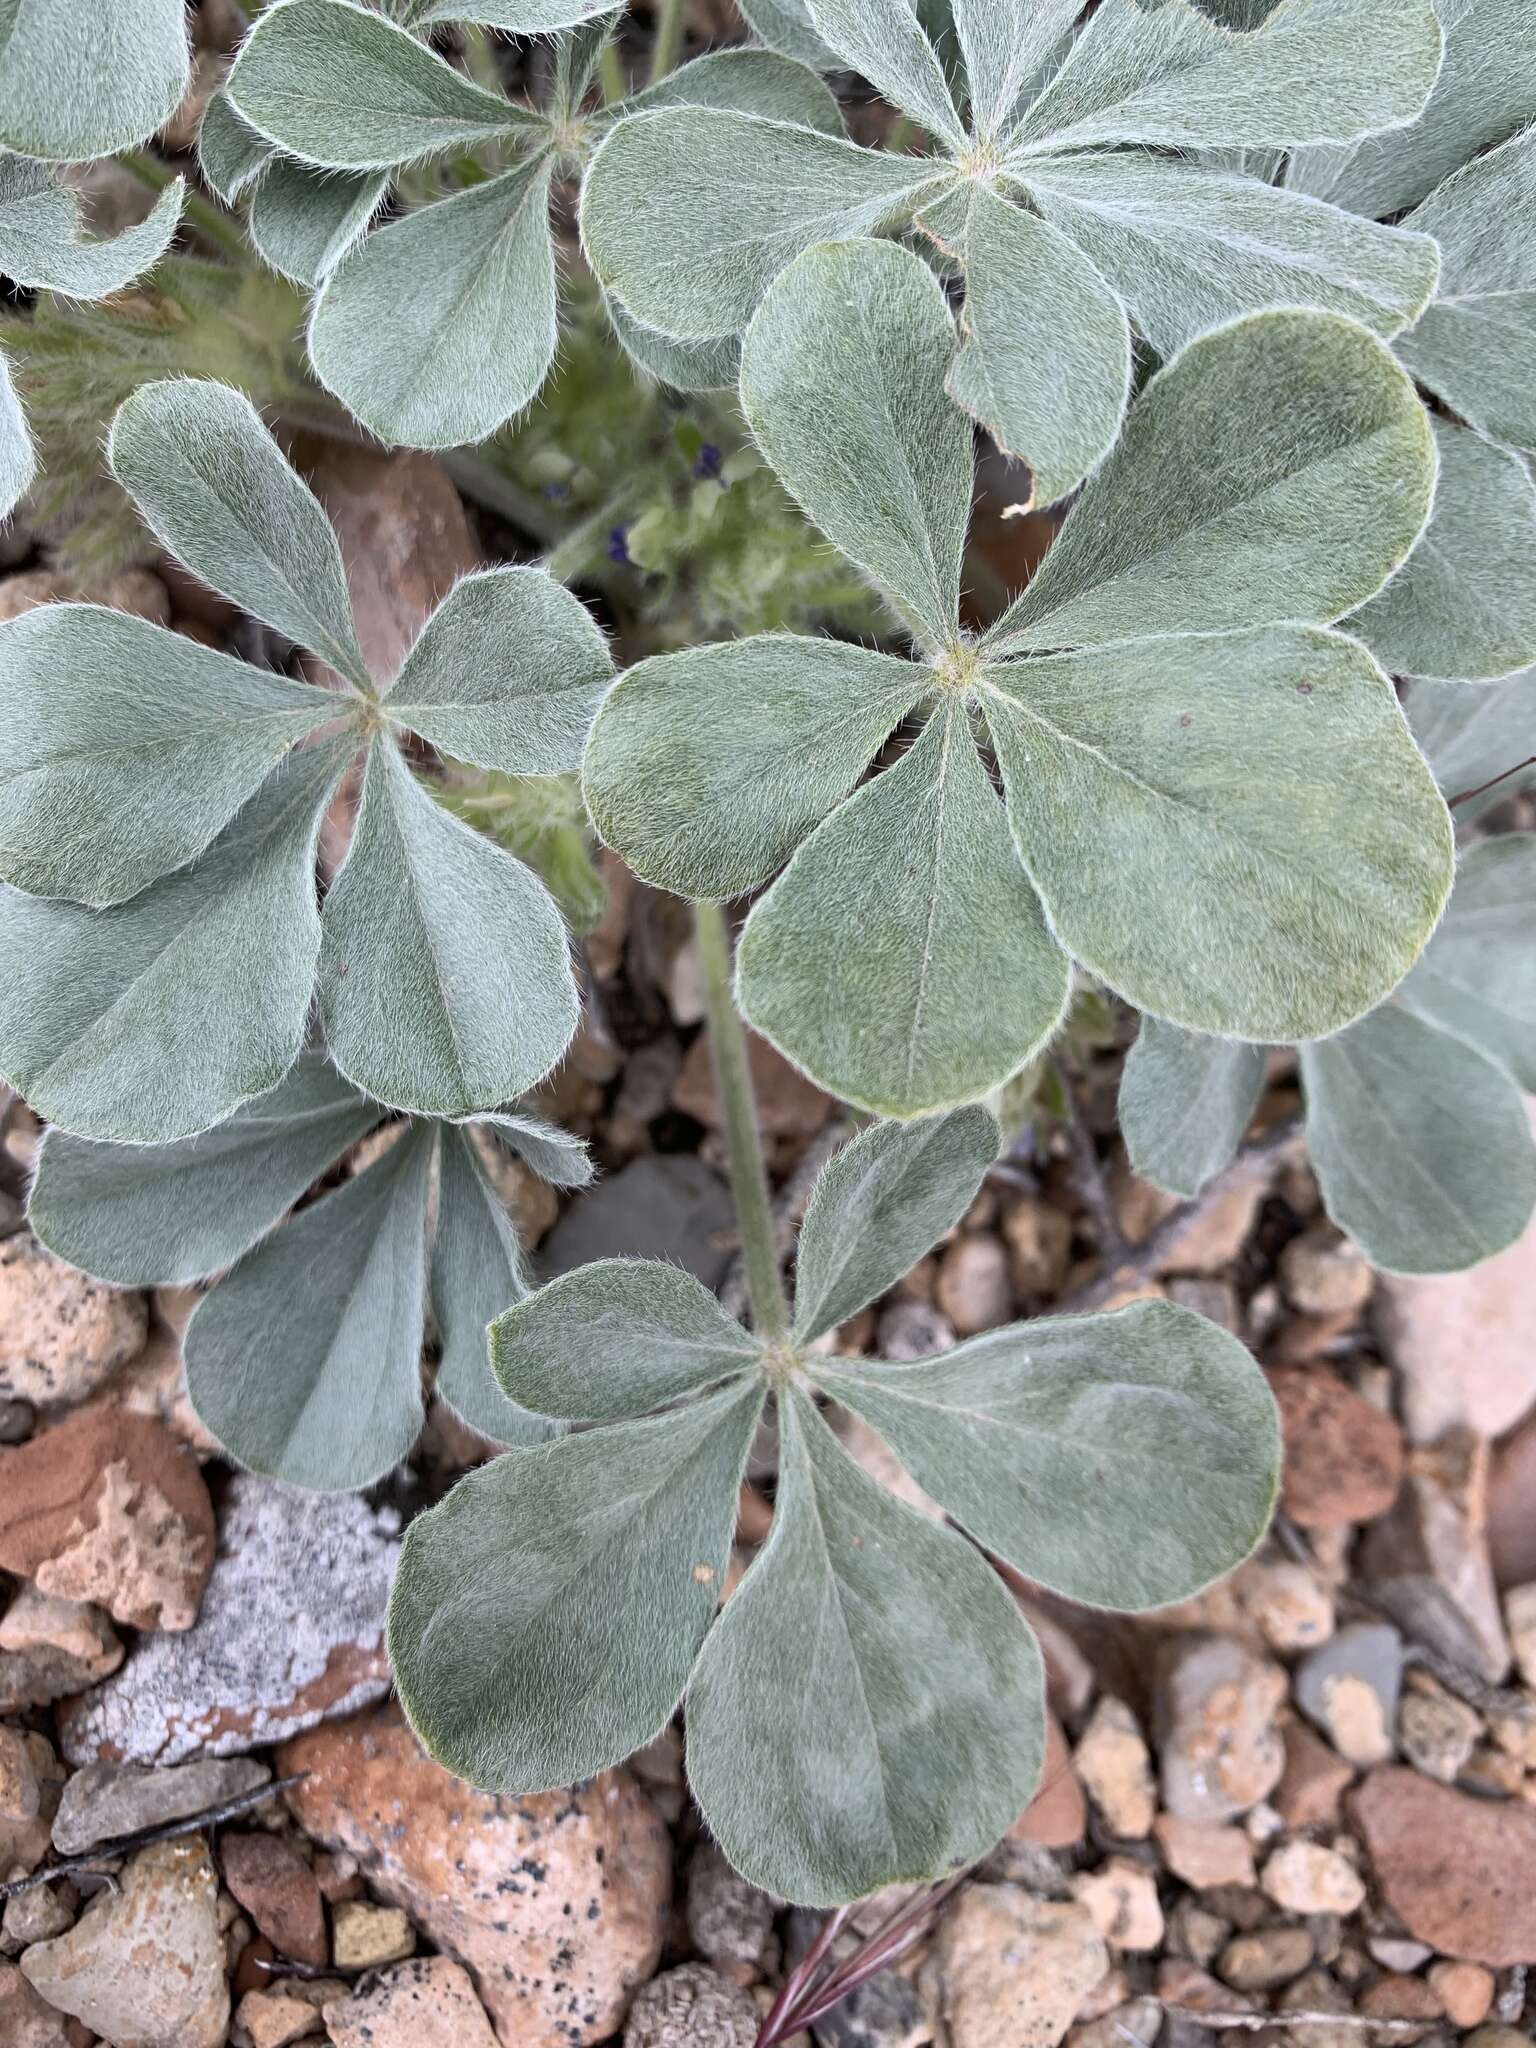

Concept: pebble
[[1000, 1198, 1073, 1297], [1276, 1966, 1356, 2048], [877, 1297, 957, 1360], [0, 1961, 73, 2048], [1351, 1767, 1536, 1965], [1505, 1582, 1536, 1687], [1369, 1938, 1434, 1973], [939, 1887, 1109, 2048], [1294, 1623, 1403, 1768], [233, 1987, 325, 2048], [20, 1837, 228, 2047], [279, 1702, 670, 2048], [936, 1235, 1014, 1335], [333, 1899, 415, 1968], [1072, 1859, 1164, 1951], [1012, 1711, 1087, 1851], [0, 571, 75, 621], [0, 1728, 63, 1875], [323, 1956, 500, 2047], [1490, 1419, 1536, 1588], [0, 1590, 122, 1713], [1236, 1559, 1335, 1654], [542, 1155, 735, 1288], [0, 1236, 147, 1407], [2, 1880, 76, 1950], [51, 1754, 270, 1854], [1260, 1840, 1365, 1916], [685, 1840, 774, 1972], [1265, 1366, 1404, 1528], [221, 1829, 328, 1966], [1218, 1925, 1316, 1992], [623, 1963, 759, 2047], [1377, 1186, 1536, 1442], [58, 1476, 398, 1765], [1154, 1816, 1256, 1890], [671, 1028, 830, 1139], [1166, 1897, 1232, 1969], [1428, 1959, 1495, 2028], [782, 1921, 924, 2048], [1279, 1225, 1373, 1317], [1397, 1672, 1483, 1782], [1066, 1994, 1163, 2048], [1157, 1637, 1287, 1822], [1073, 1696, 1157, 1838], [1358, 1430, 1512, 1684], [1166, 1277, 1240, 1332], [0, 1405, 215, 1632]]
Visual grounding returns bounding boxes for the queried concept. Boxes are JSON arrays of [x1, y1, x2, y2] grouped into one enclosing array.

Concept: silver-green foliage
[[0, 378, 613, 1141], [26, 1053, 593, 1486], [0, 0, 189, 162], [217, 0, 839, 443], [1120, 828, 1536, 1274], [584, 238, 1450, 1117], [389, 1106, 1280, 1901], [584, 0, 1442, 504]]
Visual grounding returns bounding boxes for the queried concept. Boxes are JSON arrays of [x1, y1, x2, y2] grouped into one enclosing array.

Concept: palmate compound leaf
[[0, 605, 338, 909], [737, 698, 1073, 1117], [309, 157, 557, 451], [685, 1383, 1046, 1906], [199, 91, 277, 206], [1393, 126, 1536, 462], [792, 1106, 1000, 1341], [184, 1121, 436, 1493], [1392, 835, 1536, 1094], [319, 736, 578, 1116], [27, 1055, 382, 1287], [408, 0, 622, 24], [0, 160, 185, 299], [1118, 1018, 1266, 1200], [429, 1128, 563, 1448], [470, 1111, 595, 1191], [1349, 419, 1536, 685], [388, 1378, 766, 1792], [0, 355, 35, 525], [0, 0, 189, 161], [0, 740, 351, 1146], [801, 0, 967, 150], [948, 0, 1084, 142], [1287, 0, 1536, 223], [491, 1260, 763, 1421], [227, 0, 542, 172], [108, 378, 373, 692], [811, 1296, 1281, 1610]]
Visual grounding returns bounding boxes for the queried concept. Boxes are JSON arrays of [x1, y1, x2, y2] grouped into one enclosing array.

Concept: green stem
[[120, 149, 251, 265], [647, 0, 687, 85], [600, 41, 626, 104], [693, 900, 790, 1344]]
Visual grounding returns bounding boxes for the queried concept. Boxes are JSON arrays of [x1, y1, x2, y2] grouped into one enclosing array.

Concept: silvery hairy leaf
[[108, 377, 373, 691], [949, 0, 1082, 140], [408, 0, 621, 23], [1394, 834, 1536, 1093], [247, 162, 391, 288], [0, 742, 350, 1145], [1119, 1018, 1266, 1199], [802, 0, 966, 149], [199, 91, 277, 205], [27, 1055, 381, 1288], [1394, 126, 1536, 461], [491, 1259, 762, 1420], [227, 0, 542, 171], [0, 604, 337, 908], [319, 737, 578, 1116], [0, 160, 185, 299], [184, 1121, 436, 1492], [1014, 153, 1438, 358], [0, 356, 36, 526], [737, 699, 1073, 1116], [309, 158, 557, 450], [430, 1127, 562, 1447], [384, 567, 614, 771], [685, 1384, 1045, 1906], [1288, 0, 1534, 221], [793, 1106, 1000, 1341], [603, 296, 742, 392], [0, 0, 189, 161], [812, 1296, 1281, 1608], [738, 235, 970, 643], [941, 181, 1131, 508], [389, 1379, 766, 1791], [738, 0, 841, 68], [470, 1111, 593, 1191], [1408, 669, 1536, 818], [617, 45, 844, 128], [582, 636, 923, 901], [1007, 0, 1441, 157], [1350, 419, 1536, 685]]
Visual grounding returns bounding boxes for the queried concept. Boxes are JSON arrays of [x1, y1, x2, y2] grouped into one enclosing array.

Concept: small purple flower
[[607, 526, 632, 566], [693, 443, 723, 482]]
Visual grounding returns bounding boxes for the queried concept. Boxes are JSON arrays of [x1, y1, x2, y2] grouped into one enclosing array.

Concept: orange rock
[[1273, 1716, 1354, 1829], [1011, 1711, 1087, 1850], [1266, 1366, 1404, 1529], [1351, 1768, 1536, 1966]]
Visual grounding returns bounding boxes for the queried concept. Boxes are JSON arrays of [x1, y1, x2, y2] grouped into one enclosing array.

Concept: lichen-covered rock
[[939, 1888, 1109, 2048], [57, 1475, 398, 1766], [20, 1838, 229, 2047], [0, 1406, 214, 1631], [684, 1839, 774, 1971], [324, 1957, 501, 2048], [278, 1703, 670, 2048], [0, 1235, 146, 1407], [1157, 1637, 1287, 1821], [622, 1964, 759, 2048]]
